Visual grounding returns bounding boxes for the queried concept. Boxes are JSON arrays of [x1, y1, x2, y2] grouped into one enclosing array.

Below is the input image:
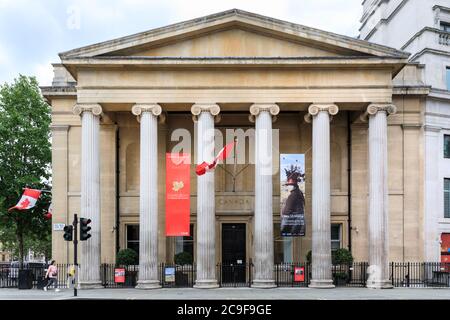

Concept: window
[[331, 224, 341, 251], [445, 135, 450, 158], [447, 68, 450, 91], [274, 223, 293, 263], [175, 224, 194, 260], [445, 179, 450, 219], [126, 225, 139, 257], [441, 22, 450, 32]]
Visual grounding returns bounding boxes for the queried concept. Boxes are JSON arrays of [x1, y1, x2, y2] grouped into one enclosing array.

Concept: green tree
[[0, 75, 52, 267], [116, 249, 138, 265]]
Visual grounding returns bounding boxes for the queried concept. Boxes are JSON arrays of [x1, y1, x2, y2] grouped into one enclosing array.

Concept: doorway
[[221, 223, 246, 283]]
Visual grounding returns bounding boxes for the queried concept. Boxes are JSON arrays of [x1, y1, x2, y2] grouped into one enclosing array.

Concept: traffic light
[[63, 225, 73, 241], [80, 218, 92, 241]]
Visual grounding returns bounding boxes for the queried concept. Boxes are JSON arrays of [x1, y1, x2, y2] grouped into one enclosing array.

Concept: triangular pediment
[[59, 9, 409, 60], [112, 27, 364, 58]]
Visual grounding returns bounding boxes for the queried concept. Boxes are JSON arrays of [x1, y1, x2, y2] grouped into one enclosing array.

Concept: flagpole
[[22, 188, 52, 193]]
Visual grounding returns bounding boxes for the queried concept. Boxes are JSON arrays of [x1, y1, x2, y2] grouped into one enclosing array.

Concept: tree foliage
[[116, 248, 138, 265], [0, 75, 52, 265]]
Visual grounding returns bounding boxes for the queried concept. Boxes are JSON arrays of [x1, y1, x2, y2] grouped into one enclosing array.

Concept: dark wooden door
[[221, 223, 246, 283]]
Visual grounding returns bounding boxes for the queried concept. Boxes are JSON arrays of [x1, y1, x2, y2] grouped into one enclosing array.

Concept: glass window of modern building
[[447, 68, 450, 91], [126, 224, 139, 257], [274, 223, 293, 263], [441, 22, 450, 32], [445, 135, 450, 158], [331, 224, 341, 251], [445, 179, 450, 219]]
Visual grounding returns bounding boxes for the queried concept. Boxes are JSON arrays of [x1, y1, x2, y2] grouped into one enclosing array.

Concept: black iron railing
[[217, 262, 253, 287], [101, 264, 139, 288], [160, 264, 196, 288], [2, 261, 450, 289], [390, 262, 450, 288], [274, 263, 310, 287]]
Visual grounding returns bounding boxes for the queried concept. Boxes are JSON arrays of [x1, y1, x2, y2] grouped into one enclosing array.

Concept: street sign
[[114, 268, 126, 283], [53, 223, 65, 231], [165, 267, 175, 282], [294, 266, 305, 282]]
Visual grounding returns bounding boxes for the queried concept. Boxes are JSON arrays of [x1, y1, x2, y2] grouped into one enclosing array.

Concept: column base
[[194, 279, 219, 289], [77, 281, 103, 290], [308, 279, 335, 289], [136, 280, 161, 289], [366, 280, 393, 289], [251, 279, 276, 289]]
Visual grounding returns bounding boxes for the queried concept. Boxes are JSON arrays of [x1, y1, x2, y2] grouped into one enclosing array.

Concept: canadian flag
[[44, 202, 53, 220], [8, 188, 42, 212], [195, 140, 237, 176]]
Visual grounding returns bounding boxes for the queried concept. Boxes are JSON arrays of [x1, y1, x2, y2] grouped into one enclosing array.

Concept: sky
[[0, 0, 363, 86]]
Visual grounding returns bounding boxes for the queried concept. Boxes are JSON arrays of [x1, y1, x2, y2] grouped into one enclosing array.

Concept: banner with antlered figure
[[166, 153, 191, 236], [280, 154, 306, 237]]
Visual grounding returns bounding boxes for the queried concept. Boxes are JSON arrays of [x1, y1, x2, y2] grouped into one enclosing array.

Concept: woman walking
[[43, 260, 60, 292]]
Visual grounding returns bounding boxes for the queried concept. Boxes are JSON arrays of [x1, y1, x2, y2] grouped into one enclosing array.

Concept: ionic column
[[361, 104, 395, 289], [191, 104, 220, 289], [132, 104, 162, 289], [249, 103, 279, 288], [305, 103, 338, 289], [73, 104, 103, 289]]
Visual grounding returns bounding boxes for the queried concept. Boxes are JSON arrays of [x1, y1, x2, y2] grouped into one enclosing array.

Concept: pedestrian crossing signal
[[80, 218, 91, 241], [63, 225, 73, 241]]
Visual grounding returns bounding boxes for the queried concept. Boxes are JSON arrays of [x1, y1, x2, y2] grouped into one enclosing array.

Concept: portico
[[43, 9, 425, 290]]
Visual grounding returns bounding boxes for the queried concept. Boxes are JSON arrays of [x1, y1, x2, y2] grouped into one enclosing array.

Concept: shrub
[[332, 248, 354, 265], [116, 248, 138, 265], [174, 252, 193, 265], [306, 250, 311, 264]]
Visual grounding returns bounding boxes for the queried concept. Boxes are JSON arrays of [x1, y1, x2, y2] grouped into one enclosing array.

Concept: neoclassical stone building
[[42, 9, 429, 288]]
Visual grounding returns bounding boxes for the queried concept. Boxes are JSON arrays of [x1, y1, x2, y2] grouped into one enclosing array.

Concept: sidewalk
[[1, 287, 450, 300]]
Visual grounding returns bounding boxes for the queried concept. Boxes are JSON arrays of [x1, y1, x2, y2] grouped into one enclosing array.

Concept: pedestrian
[[67, 264, 76, 288], [43, 260, 60, 292]]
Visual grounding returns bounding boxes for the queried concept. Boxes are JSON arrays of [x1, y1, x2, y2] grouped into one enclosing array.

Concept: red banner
[[166, 153, 191, 236]]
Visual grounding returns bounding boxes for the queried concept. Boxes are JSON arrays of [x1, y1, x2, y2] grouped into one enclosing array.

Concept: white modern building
[[360, 0, 450, 262]]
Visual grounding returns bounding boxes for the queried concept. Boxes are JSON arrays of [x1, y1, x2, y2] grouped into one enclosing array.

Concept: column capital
[[191, 103, 220, 122], [191, 103, 220, 116], [73, 104, 102, 116], [360, 104, 396, 122], [249, 103, 279, 123], [304, 104, 338, 123], [131, 104, 162, 117]]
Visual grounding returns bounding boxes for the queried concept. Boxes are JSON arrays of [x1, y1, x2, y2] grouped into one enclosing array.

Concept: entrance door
[[221, 223, 246, 283]]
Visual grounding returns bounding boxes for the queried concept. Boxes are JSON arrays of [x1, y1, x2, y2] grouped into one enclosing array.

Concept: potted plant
[[332, 248, 354, 265], [334, 272, 349, 286], [174, 252, 193, 286], [116, 248, 138, 286], [332, 248, 354, 286]]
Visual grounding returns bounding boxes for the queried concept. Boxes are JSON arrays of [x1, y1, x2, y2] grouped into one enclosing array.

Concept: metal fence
[[275, 263, 310, 287], [217, 263, 252, 287], [332, 262, 368, 287], [2, 262, 450, 289], [390, 262, 450, 288], [101, 264, 139, 288], [160, 264, 196, 288], [0, 263, 69, 289]]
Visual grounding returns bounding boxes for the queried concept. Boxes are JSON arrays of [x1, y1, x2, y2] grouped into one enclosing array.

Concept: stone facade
[[42, 9, 428, 287], [360, 0, 450, 262]]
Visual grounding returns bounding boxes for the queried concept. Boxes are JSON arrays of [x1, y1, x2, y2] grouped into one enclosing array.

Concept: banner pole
[[21, 188, 52, 193]]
